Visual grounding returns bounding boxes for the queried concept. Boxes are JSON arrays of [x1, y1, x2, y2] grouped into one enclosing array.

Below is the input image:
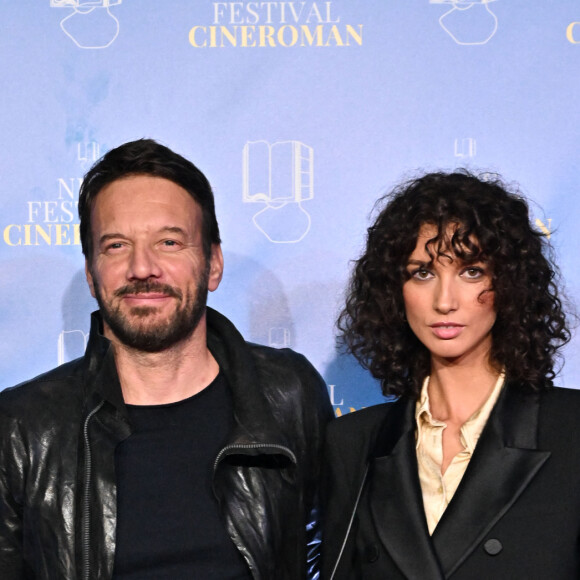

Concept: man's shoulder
[[0, 357, 85, 417], [246, 341, 312, 370], [246, 342, 327, 396], [208, 308, 317, 375], [249, 342, 329, 385]]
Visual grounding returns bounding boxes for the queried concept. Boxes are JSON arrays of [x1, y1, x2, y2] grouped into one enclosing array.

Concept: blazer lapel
[[369, 398, 445, 579], [432, 386, 551, 577]]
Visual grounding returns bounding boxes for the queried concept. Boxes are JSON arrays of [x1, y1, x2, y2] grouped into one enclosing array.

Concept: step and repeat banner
[[1, 1, 579, 414]]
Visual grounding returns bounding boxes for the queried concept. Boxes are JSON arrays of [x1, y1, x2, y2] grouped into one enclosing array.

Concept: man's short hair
[[79, 138, 221, 265]]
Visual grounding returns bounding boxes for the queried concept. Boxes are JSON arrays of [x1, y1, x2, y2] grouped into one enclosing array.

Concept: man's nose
[[127, 245, 162, 280]]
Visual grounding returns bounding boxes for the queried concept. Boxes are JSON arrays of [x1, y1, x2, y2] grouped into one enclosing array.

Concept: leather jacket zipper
[[213, 442, 297, 580], [82, 401, 104, 580], [213, 442, 297, 472]]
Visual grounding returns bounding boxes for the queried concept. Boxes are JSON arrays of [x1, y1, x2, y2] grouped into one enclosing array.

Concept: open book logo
[[51, 0, 122, 49], [430, 0, 498, 45], [57, 329, 89, 365], [243, 140, 314, 243]]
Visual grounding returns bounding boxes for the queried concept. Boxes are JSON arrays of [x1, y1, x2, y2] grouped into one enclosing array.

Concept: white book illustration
[[51, 0, 122, 49], [243, 140, 313, 243], [430, 0, 498, 45]]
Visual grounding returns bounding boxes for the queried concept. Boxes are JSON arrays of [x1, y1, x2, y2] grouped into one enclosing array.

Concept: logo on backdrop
[[454, 137, 477, 158], [51, 0, 122, 49], [3, 141, 101, 247], [328, 384, 357, 416], [189, 1, 363, 48], [269, 327, 291, 348], [430, 0, 498, 45], [58, 329, 89, 365], [243, 140, 313, 243]]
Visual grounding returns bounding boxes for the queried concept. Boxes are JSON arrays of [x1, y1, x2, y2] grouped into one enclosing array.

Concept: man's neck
[[108, 324, 220, 406]]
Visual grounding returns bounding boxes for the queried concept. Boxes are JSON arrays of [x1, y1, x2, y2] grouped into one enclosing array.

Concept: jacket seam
[[329, 464, 369, 580]]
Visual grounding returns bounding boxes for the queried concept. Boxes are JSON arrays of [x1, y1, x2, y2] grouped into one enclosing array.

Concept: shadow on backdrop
[[60, 269, 97, 364]]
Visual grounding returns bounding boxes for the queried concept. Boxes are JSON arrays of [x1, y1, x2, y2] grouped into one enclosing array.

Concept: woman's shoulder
[[327, 398, 407, 447], [542, 385, 580, 405], [540, 385, 580, 413], [538, 386, 580, 441]]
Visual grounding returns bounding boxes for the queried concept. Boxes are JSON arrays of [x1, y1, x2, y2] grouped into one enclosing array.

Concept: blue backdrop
[[1, 1, 579, 415]]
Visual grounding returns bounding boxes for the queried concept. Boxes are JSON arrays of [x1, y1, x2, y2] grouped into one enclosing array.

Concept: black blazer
[[322, 385, 580, 579]]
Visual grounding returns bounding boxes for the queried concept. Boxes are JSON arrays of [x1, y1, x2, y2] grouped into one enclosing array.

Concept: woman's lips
[[429, 323, 464, 340]]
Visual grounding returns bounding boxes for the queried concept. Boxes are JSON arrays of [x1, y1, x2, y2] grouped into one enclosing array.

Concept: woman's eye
[[462, 267, 484, 279], [412, 269, 433, 280]]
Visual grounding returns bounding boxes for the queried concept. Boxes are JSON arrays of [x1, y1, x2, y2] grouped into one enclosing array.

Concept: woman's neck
[[427, 358, 501, 425]]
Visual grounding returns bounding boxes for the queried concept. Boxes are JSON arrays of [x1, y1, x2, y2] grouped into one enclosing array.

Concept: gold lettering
[[3, 225, 21, 246], [535, 218, 552, 239], [189, 26, 207, 47], [73, 223, 81, 246], [333, 407, 357, 417], [55, 224, 71, 246], [3, 224, 82, 246], [34, 225, 52, 245], [278, 25, 299, 47], [220, 25, 238, 47], [191, 23, 364, 49], [241, 25, 257, 47], [567, 22, 580, 44], [326, 24, 344, 46], [259, 25, 276, 47], [300, 24, 324, 46], [345, 24, 363, 46]]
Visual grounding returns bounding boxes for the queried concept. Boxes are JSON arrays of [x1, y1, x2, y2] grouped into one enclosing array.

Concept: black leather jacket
[[0, 308, 333, 580]]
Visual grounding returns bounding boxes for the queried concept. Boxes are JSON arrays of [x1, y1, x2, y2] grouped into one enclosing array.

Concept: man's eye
[[161, 239, 180, 248]]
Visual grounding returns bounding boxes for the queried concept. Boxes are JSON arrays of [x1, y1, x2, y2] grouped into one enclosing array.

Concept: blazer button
[[365, 543, 379, 563], [483, 539, 503, 556]]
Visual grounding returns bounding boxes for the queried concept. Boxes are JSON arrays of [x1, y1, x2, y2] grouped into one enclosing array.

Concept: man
[[0, 139, 333, 579]]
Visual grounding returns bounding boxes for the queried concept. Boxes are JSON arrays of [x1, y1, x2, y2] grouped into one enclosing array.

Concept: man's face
[[85, 175, 223, 352]]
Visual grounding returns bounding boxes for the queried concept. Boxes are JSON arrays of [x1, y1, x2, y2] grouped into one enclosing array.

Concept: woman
[[322, 171, 580, 579]]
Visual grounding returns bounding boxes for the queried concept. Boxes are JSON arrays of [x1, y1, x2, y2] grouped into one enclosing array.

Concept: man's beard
[[91, 265, 210, 353]]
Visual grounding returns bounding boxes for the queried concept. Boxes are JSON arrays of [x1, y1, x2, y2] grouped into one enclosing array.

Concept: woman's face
[[402, 223, 496, 366]]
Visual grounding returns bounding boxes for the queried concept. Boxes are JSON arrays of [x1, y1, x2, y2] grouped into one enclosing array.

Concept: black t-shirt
[[112, 373, 252, 579]]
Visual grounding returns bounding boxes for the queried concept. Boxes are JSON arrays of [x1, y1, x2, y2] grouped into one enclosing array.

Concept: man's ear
[[208, 244, 224, 292], [85, 261, 96, 299]]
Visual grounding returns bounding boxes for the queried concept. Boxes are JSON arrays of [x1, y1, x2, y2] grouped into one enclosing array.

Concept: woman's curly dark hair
[[337, 170, 571, 399]]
